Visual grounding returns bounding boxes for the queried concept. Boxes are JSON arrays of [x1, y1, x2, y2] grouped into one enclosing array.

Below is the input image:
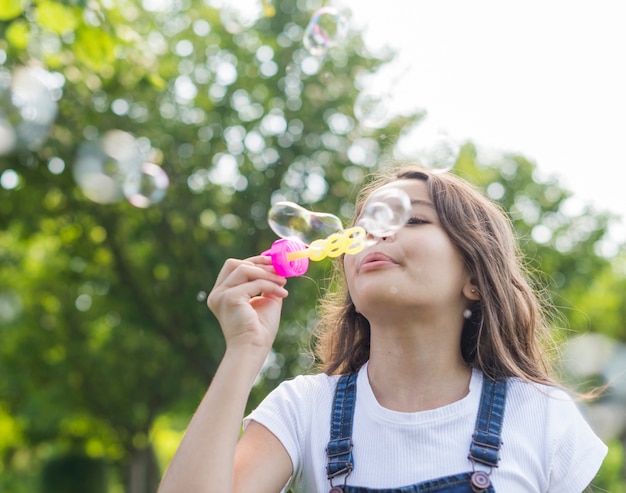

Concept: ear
[[463, 281, 480, 301]]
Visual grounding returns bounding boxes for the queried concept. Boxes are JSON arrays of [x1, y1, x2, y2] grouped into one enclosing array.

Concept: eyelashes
[[406, 217, 429, 226]]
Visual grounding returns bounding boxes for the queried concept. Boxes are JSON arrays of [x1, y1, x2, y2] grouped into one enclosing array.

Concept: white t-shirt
[[245, 362, 607, 493]]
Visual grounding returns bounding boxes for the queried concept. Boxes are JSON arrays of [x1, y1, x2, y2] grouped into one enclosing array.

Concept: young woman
[[157, 166, 607, 493]]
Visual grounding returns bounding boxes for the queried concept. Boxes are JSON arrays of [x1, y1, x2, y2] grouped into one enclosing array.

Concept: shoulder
[[244, 371, 343, 482], [503, 376, 586, 423], [499, 376, 607, 492], [246, 372, 340, 426], [502, 376, 590, 437], [268, 371, 340, 402]]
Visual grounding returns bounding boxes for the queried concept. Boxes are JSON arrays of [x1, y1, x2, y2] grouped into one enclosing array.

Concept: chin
[[353, 286, 407, 312]]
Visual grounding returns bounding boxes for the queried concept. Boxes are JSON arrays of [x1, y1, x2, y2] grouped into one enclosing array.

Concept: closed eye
[[407, 217, 429, 225]]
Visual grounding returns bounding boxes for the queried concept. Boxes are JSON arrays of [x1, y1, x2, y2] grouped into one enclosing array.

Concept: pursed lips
[[358, 252, 397, 273]]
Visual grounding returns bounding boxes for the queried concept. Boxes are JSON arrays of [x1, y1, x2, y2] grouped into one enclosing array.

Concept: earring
[[463, 308, 472, 319], [471, 288, 477, 294]]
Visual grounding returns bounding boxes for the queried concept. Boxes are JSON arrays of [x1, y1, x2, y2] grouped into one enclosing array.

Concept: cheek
[[423, 234, 460, 260], [342, 256, 360, 292], [343, 254, 356, 275]]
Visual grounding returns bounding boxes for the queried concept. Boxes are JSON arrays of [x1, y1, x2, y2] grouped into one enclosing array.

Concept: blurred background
[[0, 0, 625, 491]]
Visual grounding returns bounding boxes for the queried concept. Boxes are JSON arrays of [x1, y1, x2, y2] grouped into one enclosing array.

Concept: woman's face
[[344, 178, 474, 320]]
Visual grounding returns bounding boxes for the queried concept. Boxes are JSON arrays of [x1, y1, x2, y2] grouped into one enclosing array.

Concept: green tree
[[1, 0, 624, 491], [1, 0, 418, 490]]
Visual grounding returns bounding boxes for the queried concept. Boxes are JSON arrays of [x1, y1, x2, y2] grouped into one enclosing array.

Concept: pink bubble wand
[[262, 227, 366, 277], [262, 187, 411, 277]]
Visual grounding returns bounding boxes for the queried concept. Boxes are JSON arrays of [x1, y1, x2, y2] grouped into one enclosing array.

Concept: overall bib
[[325, 372, 508, 493]]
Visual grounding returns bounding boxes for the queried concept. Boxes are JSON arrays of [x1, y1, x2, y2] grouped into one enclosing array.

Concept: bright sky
[[348, 0, 626, 241]]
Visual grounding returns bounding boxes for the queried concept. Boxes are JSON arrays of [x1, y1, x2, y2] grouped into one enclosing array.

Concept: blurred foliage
[[0, 0, 625, 491]]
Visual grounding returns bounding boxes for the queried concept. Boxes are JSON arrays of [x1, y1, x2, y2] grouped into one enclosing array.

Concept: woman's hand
[[158, 256, 290, 493], [207, 255, 288, 354]]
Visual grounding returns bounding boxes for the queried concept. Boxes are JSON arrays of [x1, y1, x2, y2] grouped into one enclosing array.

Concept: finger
[[230, 277, 289, 301], [213, 254, 284, 285], [213, 258, 280, 290], [208, 278, 288, 314], [245, 254, 274, 265], [245, 254, 286, 275], [235, 260, 287, 286]]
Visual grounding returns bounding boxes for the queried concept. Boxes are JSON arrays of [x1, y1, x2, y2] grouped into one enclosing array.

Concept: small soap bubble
[[354, 91, 390, 128], [412, 123, 460, 173], [268, 201, 343, 245], [0, 65, 58, 155], [196, 291, 208, 302], [73, 129, 143, 204], [357, 187, 411, 239], [303, 6, 349, 57], [123, 162, 170, 208]]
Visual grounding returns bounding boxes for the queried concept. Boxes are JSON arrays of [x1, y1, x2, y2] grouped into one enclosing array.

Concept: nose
[[364, 232, 395, 245]]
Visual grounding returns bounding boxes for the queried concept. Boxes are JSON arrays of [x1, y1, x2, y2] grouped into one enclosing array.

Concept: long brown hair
[[314, 164, 560, 385]]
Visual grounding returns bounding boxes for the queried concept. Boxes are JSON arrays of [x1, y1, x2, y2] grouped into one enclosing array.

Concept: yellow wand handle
[[285, 227, 366, 262]]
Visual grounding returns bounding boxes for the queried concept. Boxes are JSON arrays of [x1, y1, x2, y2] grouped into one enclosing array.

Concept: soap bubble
[[73, 130, 143, 204], [354, 91, 390, 128], [412, 123, 460, 173], [123, 162, 170, 208], [268, 201, 343, 244], [268, 188, 412, 246], [303, 6, 349, 57], [357, 186, 411, 239], [0, 65, 59, 155]]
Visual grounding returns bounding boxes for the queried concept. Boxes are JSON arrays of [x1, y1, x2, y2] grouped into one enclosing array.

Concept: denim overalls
[[325, 372, 508, 493]]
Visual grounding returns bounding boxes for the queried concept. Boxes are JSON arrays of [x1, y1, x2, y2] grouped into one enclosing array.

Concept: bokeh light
[[0, 169, 19, 190], [354, 90, 390, 128], [0, 65, 61, 155]]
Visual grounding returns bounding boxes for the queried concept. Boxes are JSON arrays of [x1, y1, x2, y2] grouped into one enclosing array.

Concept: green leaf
[[5, 19, 30, 49], [73, 26, 115, 72], [0, 0, 26, 21], [147, 72, 166, 90], [36, 1, 79, 34]]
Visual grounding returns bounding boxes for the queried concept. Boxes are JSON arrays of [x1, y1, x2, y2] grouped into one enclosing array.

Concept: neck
[[366, 319, 471, 412]]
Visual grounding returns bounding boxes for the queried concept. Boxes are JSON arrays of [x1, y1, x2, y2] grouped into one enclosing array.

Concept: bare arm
[[157, 256, 293, 493]]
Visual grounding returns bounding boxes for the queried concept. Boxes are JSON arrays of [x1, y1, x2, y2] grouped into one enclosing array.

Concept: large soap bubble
[[268, 201, 343, 245], [357, 186, 411, 239], [73, 130, 143, 204], [268, 186, 411, 247], [303, 6, 349, 57]]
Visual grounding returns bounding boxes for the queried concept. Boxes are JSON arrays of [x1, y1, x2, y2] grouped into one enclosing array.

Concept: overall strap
[[326, 372, 358, 479], [469, 377, 508, 468]]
